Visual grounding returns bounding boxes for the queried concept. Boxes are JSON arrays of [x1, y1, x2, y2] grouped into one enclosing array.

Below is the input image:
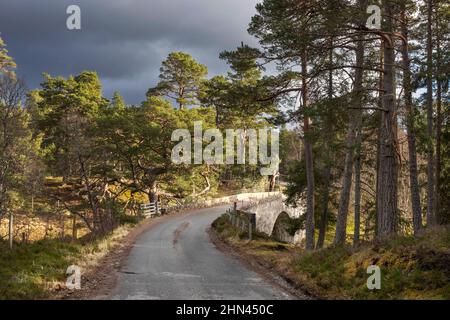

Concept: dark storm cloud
[[0, 0, 259, 103]]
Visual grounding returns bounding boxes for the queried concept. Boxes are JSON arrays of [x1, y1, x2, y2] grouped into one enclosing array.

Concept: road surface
[[108, 205, 293, 300]]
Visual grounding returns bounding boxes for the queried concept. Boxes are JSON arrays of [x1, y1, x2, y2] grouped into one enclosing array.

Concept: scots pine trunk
[[148, 180, 158, 203], [317, 166, 331, 249], [375, 41, 384, 238], [353, 38, 364, 246], [72, 215, 77, 241], [425, 0, 435, 226], [376, 1, 398, 238], [354, 147, 361, 245], [317, 41, 334, 249], [79, 156, 101, 234], [334, 28, 364, 246], [334, 126, 355, 245], [302, 51, 315, 251], [401, 5, 423, 234], [434, 10, 443, 224]]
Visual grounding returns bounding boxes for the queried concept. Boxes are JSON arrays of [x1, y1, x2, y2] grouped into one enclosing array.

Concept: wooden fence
[[139, 202, 161, 217]]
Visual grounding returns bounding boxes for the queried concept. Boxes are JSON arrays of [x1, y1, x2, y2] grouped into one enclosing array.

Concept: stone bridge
[[241, 193, 306, 244]]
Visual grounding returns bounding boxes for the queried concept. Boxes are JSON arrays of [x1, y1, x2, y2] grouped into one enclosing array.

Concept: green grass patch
[[0, 240, 82, 299], [295, 227, 450, 299], [211, 214, 244, 239], [0, 225, 133, 300]]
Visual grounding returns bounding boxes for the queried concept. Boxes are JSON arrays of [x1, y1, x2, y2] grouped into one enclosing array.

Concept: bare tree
[[0, 75, 28, 221]]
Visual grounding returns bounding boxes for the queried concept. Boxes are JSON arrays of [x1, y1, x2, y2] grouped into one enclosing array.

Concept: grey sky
[[0, 0, 260, 104]]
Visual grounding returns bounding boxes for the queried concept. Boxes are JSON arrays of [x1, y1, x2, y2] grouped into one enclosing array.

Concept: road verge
[[208, 215, 315, 300], [210, 214, 450, 300]]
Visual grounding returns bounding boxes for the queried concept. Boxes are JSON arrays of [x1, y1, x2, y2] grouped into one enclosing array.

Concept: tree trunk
[[45, 214, 50, 238], [434, 9, 442, 224], [401, 6, 423, 234], [317, 166, 331, 249], [301, 51, 315, 251], [353, 59, 364, 246], [334, 26, 364, 246], [435, 70, 442, 224], [72, 215, 77, 242], [8, 209, 13, 250], [79, 156, 101, 233], [317, 43, 334, 249], [334, 129, 355, 245], [425, 0, 435, 227], [148, 180, 158, 203], [0, 181, 4, 222], [376, 1, 398, 238], [354, 149, 361, 245], [268, 175, 277, 192], [31, 184, 35, 215], [60, 212, 65, 240], [375, 41, 384, 238]]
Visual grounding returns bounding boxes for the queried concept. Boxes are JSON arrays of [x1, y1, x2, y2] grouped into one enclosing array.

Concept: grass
[[0, 224, 134, 300], [292, 229, 450, 299], [212, 214, 450, 300]]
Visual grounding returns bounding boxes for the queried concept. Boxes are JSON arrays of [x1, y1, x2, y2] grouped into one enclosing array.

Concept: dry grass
[[0, 224, 134, 300]]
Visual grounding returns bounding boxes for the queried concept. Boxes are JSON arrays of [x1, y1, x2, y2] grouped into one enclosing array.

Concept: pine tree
[[147, 52, 208, 110], [0, 37, 16, 76]]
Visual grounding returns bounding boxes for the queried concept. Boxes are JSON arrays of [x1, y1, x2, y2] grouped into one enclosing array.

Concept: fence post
[[8, 209, 13, 250], [248, 213, 256, 241], [72, 215, 77, 241]]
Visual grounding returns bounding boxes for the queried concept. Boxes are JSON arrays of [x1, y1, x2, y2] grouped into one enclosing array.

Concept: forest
[[0, 0, 449, 299]]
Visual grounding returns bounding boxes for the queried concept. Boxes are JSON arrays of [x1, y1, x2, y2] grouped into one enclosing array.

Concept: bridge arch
[[243, 195, 306, 244], [271, 212, 293, 243]]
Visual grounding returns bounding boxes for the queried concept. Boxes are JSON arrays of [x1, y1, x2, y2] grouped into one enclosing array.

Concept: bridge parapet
[[242, 194, 306, 244]]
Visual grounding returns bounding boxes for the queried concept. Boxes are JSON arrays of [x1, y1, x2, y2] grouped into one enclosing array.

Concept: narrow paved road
[[108, 205, 293, 300]]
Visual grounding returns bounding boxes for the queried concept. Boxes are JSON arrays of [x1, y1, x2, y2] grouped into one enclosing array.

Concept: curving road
[[108, 205, 293, 300]]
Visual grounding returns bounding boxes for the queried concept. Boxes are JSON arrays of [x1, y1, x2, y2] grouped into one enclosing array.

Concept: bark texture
[[401, 6, 423, 234], [376, 1, 398, 238]]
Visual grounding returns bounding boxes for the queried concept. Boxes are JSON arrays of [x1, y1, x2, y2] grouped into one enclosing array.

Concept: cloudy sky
[[0, 0, 260, 104]]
